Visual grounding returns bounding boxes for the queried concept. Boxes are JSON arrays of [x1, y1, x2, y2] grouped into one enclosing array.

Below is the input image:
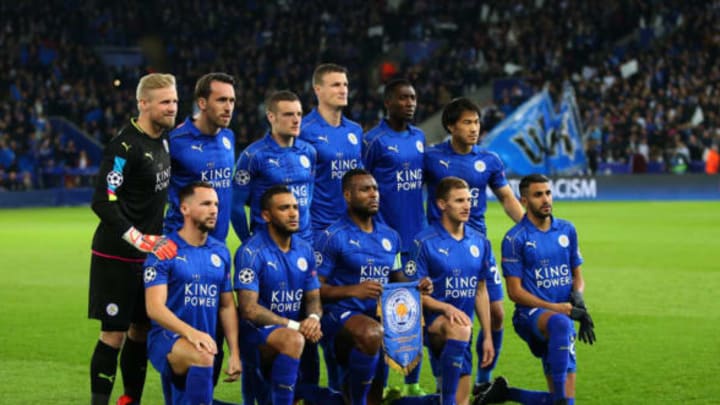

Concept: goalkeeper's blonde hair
[[136, 73, 176, 102]]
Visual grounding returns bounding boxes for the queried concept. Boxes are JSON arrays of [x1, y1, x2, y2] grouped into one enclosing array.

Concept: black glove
[[570, 290, 586, 309], [569, 306, 596, 345]]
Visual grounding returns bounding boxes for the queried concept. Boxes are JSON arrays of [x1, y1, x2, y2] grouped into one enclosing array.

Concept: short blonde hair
[[136, 73, 176, 102]]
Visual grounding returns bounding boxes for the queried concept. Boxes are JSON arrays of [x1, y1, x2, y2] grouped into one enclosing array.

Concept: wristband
[[308, 313, 321, 321], [287, 320, 300, 330]]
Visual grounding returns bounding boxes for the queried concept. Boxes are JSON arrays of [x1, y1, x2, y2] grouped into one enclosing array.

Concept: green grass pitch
[[1, 201, 718, 404]]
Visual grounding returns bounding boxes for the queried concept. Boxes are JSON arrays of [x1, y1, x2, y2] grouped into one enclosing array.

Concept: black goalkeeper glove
[[569, 306, 596, 345]]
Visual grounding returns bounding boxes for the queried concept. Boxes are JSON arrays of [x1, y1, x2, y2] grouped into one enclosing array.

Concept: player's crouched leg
[[339, 315, 384, 405], [427, 315, 472, 405], [265, 327, 305, 405], [164, 337, 215, 405]]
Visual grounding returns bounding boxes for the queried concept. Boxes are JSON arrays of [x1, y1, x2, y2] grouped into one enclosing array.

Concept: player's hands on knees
[[352, 280, 383, 300], [223, 353, 242, 382], [570, 306, 596, 345], [417, 277, 433, 295], [480, 338, 495, 368], [299, 318, 323, 343], [443, 304, 471, 326], [554, 302, 573, 316], [186, 330, 218, 354]]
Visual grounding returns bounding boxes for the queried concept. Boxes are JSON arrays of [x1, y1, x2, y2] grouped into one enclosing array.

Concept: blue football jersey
[[231, 134, 317, 242], [424, 141, 510, 234], [300, 109, 363, 232], [314, 215, 402, 316], [406, 223, 494, 319], [234, 230, 320, 321], [501, 216, 583, 309], [165, 118, 235, 240], [143, 232, 233, 338], [362, 119, 426, 252]]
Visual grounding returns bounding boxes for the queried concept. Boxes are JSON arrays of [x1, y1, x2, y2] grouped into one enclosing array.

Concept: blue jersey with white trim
[[424, 141, 509, 234], [406, 223, 494, 318], [300, 109, 363, 232], [501, 215, 583, 309], [231, 134, 316, 242], [362, 119, 426, 252], [143, 232, 232, 338], [314, 215, 402, 316], [165, 118, 235, 240], [234, 230, 320, 322]]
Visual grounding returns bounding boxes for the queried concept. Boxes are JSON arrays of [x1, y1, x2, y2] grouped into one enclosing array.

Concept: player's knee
[[99, 331, 125, 348], [273, 328, 306, 357], [354, 323, 383, 354], [127, 322, 150, 342], [195, 351, 215, 367], [547, 314, 573, 338], [446, 322, 471, 341]]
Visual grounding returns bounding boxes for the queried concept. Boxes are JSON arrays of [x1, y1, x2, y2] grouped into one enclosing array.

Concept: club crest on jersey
[[299, 155, 311, 168], [416, 140, 424, 153], [297, 257, 308, 272], [470, 245, 480, 258], [474, 160, 486, 172], [106, 303, 119, 316], [143, 267, 157, 283], [314, 251, 323, 267], [237, 268, 255, 284], [211, 254, 222, 267], [347, 132, 358, 145], [558, 235, 570, 248], [404, 260, 417, 277], [222, 136, 232, 150], [382, 238, 392, 251], [235, 170, 250, 185]]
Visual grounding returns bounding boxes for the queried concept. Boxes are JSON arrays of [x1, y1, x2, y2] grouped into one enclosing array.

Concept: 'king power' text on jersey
[[234, 230, 320, 321], [362, 119, 426, 252], [164, 118, 235, 240], [501, 215, 583, 308], [424, 141, 509, 234], [300, 109, 363, 233], [231, 134, 317, 242]]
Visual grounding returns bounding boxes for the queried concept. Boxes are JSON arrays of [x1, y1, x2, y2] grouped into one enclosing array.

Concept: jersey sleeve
[[407, 237, 429, 280], [233, 245, 261, 292], [231, 150, 254, 242], [304, 248, 321, 292], [480, 238, 498, 282], [314, 230, 338, 279], [501, 229, 525, 278], [487, 153, 510, 190], [143, 253, 171, 288], [91, 135, 135, 234], [568, 224, 584, 269], [220, 246, 233, 293], [361, 131, 379, 171], [389, 230, 403, 273]]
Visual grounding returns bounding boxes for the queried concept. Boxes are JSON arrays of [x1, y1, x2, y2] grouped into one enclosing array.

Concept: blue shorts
[[512, 308, 577, 374], [147, 328, 181, 378]]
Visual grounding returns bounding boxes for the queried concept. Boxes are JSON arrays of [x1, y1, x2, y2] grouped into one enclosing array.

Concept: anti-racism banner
[[546, 85, 587, 175], [377, 281, 423, 375]]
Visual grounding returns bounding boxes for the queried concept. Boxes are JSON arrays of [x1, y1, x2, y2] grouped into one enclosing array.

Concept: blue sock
[[296, 384, 344, 405], [322, 344, 341, 390], [271, 353, 300, 405], [392, 394, 441, 405], [475, 329, 503, 385], [404, 356, 422, 385], [507, 388, 553, 404], [185, 366, 213, 405], [440, 339, 467, 405], [568, 399, 575, 405], [348, 348, 379, 405], [547, 314, 572, 401]]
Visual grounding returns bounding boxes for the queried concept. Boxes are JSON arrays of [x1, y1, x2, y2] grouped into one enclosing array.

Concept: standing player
[[315, 169, 431, 405], [362, 78, 427, 395], [144, 182, 241, 405], [424, 97, 524, 395], [162, 72, 236, 398], [404, 177, 495, 405], [234, 185, 323, 405], [300, 63, 363, 389], [88, 73, 178, 405], [231, 90, 316, 243], [477, 174, 596, 405]]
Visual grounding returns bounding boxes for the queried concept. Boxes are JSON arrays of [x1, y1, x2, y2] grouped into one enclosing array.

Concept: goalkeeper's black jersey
[[91, 119, 171, 259]]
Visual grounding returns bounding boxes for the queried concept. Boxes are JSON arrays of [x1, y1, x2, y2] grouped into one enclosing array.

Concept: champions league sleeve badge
[[377, 281, 423, 375]]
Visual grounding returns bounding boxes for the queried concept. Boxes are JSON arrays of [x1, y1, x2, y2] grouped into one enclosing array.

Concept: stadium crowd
[[2, 0, 719, 192]]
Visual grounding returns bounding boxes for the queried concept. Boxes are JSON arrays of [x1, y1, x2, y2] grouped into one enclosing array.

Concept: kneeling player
[[235, 185, 324, 405], [144, 182, 241, 405]]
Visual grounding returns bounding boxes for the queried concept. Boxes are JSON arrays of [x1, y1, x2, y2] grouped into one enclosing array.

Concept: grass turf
[[0, 201, 718, 403]]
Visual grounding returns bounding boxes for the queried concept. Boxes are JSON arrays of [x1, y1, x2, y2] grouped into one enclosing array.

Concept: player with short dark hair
[[231, 90, 317, 243], [88, 73, 179, 405], [362, 78, 427, 395], [425, 97, 524, 396], [476, 174, 596, 405], [145, 181, 241, 405], [396, 177, 495, 405], [234, 185, 324, 405], [315, 169, 431, 405]]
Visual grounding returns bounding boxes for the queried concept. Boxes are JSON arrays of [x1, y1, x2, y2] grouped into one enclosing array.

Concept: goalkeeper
[[87, 73, 179, 405], [476, 174, 596, 405]]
